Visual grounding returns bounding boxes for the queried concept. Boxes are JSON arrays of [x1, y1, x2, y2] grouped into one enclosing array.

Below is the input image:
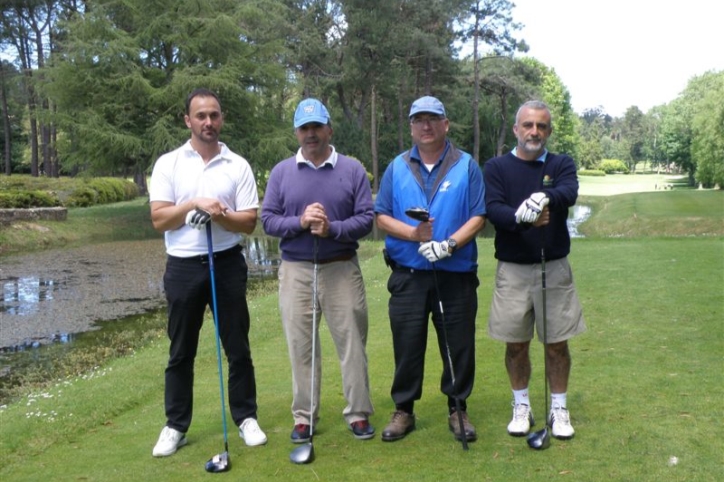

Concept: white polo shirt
[[149, 140, 259, 257]]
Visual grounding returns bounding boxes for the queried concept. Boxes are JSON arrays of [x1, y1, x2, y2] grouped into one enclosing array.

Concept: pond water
[[567, 204, 592, 238], [0, 237, 281, 351]]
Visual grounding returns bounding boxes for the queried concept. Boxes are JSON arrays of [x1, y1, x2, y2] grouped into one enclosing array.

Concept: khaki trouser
[[278, 256, 374, 426]]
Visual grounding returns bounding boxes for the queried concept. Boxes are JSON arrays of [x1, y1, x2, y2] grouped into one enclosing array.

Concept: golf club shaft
[[541, 247, 548, 426], [431, 266, 469, 451], [206, 223, 229, 452], [310, 236, 319, 439]]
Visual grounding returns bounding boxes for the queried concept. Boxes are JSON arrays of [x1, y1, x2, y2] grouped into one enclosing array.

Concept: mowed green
[[1, 187, 722, 481]]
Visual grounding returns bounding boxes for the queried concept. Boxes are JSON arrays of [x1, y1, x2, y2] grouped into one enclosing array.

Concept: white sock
[[551, 393, 567, 410], [513, 388, 530, 406]]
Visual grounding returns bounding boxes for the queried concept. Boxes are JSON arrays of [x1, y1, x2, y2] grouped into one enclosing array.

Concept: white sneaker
[[507, 403, 535, 436], [239, 418, 268, 446], [549, 407, 575, 439], [152, 426, 187, 457]]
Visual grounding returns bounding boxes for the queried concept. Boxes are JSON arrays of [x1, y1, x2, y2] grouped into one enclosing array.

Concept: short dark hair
[[186, 88, 221, 115]]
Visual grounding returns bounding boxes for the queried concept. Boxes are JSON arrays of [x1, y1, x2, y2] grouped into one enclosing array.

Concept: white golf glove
[[185, 208, 211, 230], [515, 192, 549, 223], [418, 240, 451, 262]]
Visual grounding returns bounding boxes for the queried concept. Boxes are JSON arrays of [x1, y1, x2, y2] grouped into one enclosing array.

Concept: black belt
[[305, 253, 355, 265], [170, 245, 242, 264]]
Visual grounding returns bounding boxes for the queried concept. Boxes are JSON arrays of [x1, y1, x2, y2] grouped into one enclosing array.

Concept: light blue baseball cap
[[409, 96, 446, 118], [293, 98, 331, 128]]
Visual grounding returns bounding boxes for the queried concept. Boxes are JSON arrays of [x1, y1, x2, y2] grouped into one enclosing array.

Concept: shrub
[[578, 169, 606, 177], [599, 159, 630, 174], [66, 178, 139, 207], [0, 190, 62, 208], [65, 186, 98, 207]]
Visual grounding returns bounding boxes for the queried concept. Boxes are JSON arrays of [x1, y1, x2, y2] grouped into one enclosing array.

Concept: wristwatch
[[445, 238, 457, 254]]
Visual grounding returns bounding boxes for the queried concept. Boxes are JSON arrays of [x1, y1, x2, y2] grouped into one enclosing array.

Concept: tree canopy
[[1, 0, 721, 191]]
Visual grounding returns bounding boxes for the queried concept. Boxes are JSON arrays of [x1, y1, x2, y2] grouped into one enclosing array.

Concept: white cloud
[[511, 0, 724, 117]]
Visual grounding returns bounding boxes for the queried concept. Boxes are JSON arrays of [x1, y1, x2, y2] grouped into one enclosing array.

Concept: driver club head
[[289, 442, 315, 464], [405, 207, 430, 223], [205, 451, 230, 473], [526, 426, 551, 450]]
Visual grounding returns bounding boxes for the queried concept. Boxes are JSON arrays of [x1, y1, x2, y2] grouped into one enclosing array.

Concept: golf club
[[406, 207, 469, 450], [290, 236, 319, 464], [527, 246, 551, 450], [204, 223, 232, 473]]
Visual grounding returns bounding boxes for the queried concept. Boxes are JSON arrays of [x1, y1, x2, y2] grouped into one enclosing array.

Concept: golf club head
[[289, 442, 315, 464], [405, 207, 430, 222], [526, 427, 551, 450], [205, 451, 230, 473]]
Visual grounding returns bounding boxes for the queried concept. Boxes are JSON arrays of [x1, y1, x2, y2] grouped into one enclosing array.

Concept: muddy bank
[[0, 240, 168, 349]]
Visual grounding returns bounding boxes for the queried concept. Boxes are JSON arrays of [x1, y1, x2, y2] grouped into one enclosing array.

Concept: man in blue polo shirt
[[375, 95, 486, 443]]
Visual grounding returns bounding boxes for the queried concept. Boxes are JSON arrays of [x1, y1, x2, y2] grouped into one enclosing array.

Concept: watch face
[[447, 239, 457, 251]]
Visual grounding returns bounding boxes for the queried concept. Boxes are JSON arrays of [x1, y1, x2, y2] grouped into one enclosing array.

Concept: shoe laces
[[550, 407, 570, 424], [392, 410, 409, 422], [352, 420, 369, 430], [242, 418, 262, 435], [159, 427, 181, 443], [512, 403, 531, 422]]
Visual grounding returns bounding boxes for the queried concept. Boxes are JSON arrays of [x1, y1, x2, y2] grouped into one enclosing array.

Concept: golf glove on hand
[[516, 192, 549, 223], [185, 208, 211, 230], [418, 240, 451, 262]]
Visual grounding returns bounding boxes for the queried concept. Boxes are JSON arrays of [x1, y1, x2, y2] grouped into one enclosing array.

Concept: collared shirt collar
[[512, 147, 548, 163], [296, 145, 338, 169], [410, 140, 450, 166], [183, 140, 229, 163]]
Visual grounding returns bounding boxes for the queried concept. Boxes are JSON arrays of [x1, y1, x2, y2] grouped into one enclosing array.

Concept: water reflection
[[568, 205, 591, 238], [1, 277, 61, 315], [245, 235, 281, 279]]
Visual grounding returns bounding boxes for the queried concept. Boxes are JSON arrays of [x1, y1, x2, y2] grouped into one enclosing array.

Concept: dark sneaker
[[349, 419, 375, 440], [448, 410, 477, 442], [381, 410, 415, 442], [291, 423, 311, 444]]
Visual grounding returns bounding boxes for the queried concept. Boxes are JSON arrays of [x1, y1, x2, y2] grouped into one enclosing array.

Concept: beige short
[[488, 257, 586, 344]]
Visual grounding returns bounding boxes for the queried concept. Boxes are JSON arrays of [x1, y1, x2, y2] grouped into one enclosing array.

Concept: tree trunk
[[495, 92, 509, 157], [472, 5, 481, 163], [370, 86, 378, 194], [1, 63, 11, 175]]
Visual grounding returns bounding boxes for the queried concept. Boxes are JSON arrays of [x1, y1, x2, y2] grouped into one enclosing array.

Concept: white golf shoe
[[549, 407, 575, 439], [239, 418, 268, 446], [507, 403, 535, 436], [152, 426, 187, 457]]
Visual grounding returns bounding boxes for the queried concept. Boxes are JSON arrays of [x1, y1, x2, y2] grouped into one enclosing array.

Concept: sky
[[509, 0, 724, 117]]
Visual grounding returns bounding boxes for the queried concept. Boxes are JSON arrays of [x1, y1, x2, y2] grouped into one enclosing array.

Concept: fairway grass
[[1, 235, 721, 481], [1, 184, 722, 481]]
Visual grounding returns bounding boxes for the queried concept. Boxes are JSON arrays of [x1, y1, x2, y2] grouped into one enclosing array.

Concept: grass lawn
[[0, 184, 722, 481], [578, 172, 690, 196]]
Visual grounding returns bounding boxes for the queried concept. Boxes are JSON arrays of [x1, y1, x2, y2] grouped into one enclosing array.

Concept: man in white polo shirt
[[149, 88, 266, 457]]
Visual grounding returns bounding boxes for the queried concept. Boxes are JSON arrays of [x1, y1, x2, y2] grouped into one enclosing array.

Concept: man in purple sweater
[[261, 98, 375, 443], [484, 100, 586, 441]]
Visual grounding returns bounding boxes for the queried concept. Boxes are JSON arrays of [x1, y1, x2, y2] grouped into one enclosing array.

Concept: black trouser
[[163, 246, 257, 432], [386, 268, 478, 414]]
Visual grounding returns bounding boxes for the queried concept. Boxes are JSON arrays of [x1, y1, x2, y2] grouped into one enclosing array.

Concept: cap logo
[[304, 105, 315, 114]]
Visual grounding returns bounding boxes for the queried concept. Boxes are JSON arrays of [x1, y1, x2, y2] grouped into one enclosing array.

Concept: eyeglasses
[[411, 116, 444, 126]]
